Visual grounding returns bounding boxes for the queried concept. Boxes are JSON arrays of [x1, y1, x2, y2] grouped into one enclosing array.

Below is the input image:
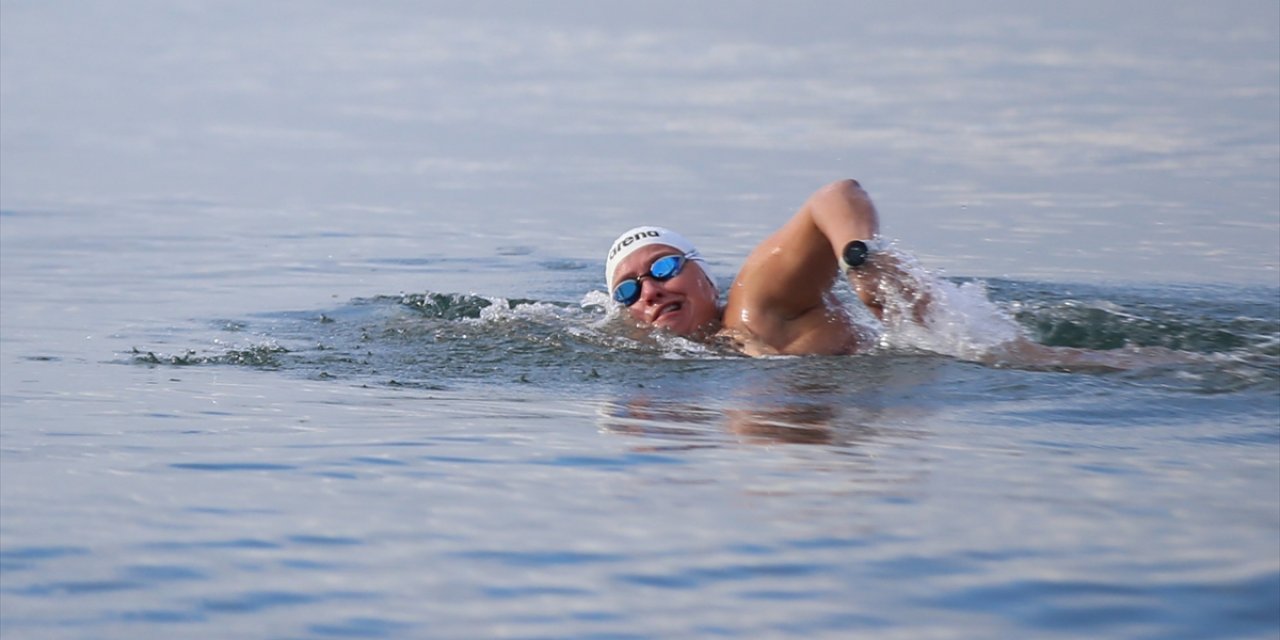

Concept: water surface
[[2, 2, 1278, 639]]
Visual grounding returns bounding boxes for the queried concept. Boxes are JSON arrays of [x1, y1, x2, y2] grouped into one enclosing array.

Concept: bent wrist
[[839, 237, 888, 272]]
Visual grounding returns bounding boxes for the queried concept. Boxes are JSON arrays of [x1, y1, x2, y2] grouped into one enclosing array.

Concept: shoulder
[[722, 289, 869, 356]]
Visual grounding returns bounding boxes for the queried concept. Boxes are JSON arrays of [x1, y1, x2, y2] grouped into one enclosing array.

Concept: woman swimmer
[[604, 178, 1193, 368], [605, 179, 915, 357]]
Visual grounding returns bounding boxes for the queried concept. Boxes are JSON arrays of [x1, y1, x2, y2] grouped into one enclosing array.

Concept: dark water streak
[[127, 281, 1280, 398]]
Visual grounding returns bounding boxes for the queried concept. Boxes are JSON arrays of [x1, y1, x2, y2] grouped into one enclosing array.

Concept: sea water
[[2, 2, 1278, 639]]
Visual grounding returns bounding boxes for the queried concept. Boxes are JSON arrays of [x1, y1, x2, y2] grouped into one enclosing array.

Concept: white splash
[[875, 274, 1024, 360], [836, 246, 1024, 360], [472, 296, 577, 324]]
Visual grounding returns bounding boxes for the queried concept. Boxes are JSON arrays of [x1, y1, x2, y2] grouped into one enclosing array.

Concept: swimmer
[[605, 178, 1199, 369], [605, 179, 922, 356]]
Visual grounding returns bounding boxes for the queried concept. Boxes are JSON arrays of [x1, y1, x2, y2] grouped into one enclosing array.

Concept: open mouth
[[652, 301, 682, 324]]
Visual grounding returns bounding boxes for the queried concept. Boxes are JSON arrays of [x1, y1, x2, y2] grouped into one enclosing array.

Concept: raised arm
[[722, 179, 884, 354], [806, 178, 882, 256]]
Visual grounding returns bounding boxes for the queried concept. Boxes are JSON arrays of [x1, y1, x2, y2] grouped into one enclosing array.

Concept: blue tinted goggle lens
[[612, 255, 686, 306]]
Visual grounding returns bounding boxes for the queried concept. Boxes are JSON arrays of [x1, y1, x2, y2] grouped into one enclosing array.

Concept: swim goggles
[[611, 254, 688, 306]]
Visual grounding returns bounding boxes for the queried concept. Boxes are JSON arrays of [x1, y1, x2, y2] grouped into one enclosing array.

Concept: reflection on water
[[599, 397, 858, 445], [598, 353, 947, 446], [725, 404, 846, 446]]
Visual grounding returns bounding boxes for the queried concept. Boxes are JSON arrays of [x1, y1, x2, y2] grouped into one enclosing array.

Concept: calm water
[[2, 2, 1278, 639]]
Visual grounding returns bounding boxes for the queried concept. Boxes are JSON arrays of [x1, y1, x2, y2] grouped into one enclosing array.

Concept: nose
[[638, 276, 668, 304]]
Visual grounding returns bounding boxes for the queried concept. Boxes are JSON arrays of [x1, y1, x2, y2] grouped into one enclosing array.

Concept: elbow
[[822, 178, 864, 196], [808, 178, 869, 209]]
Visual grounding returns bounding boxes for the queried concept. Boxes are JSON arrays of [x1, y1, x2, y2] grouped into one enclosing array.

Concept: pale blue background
[[3, 0, 1277, 285]]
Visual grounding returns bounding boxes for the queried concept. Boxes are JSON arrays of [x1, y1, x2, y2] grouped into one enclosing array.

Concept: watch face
[[843, 240, 869, 268]]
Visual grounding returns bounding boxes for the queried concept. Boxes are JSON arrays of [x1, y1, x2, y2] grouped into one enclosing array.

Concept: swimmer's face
[[611, 244, 720, 337]]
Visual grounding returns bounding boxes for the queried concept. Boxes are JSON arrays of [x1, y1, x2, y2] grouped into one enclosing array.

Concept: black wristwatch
[[840, 240, 871, 271]]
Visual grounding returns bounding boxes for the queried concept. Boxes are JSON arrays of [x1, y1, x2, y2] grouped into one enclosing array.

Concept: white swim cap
[[604, 226, 707, 289]]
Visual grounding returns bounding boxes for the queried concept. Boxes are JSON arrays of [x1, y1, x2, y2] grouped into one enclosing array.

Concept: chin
[[650, 301, 713, 338], [654, 319, 690, 336], [668, 315, 713, 339], [649, 311, 694, 336]]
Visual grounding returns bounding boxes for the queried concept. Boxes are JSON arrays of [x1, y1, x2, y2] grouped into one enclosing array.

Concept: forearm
[[802, 179, 881, 257], [803, 179, 933, 324]]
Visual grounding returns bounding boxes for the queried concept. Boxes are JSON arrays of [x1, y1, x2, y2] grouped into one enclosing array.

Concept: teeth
[[654, 302, 680, 321]]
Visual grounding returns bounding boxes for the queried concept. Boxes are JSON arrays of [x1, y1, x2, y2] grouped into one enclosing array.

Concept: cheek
[[627, 304, 647, 322], [687, 280, 716, 322], [698, 276, 718, 304]]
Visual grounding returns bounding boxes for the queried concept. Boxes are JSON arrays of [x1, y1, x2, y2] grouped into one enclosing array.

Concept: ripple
[[0, 545, 91, 572], [306, 617, 417, 638], [920, 571, 1280, 636], [615, 562, 825, 590], [286, 535, 363, 547], [197, 590, 320, 613], [116, 609, 209, 624], [119, 564, 209, 582], [141, 538, 282, 551], [170, 462, 298, 472], [16, 579, 142, 596], [454, 549, 626, 567], [538, 452, 684, 469], [0, 545, 90, 562], [482, 585, 594, 599]]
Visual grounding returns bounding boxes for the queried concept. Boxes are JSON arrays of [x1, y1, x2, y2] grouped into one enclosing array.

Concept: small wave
[[130, 344, 290, 369], [125, 275, 1277, 394], [826, 248, 1276, 371], [865, 254, 1024, 361], [392, 292, 503, 320]]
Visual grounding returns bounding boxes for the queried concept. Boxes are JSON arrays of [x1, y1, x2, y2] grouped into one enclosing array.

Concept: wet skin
[[610, 244, 721, 338], [610, 180, 908, 355]]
